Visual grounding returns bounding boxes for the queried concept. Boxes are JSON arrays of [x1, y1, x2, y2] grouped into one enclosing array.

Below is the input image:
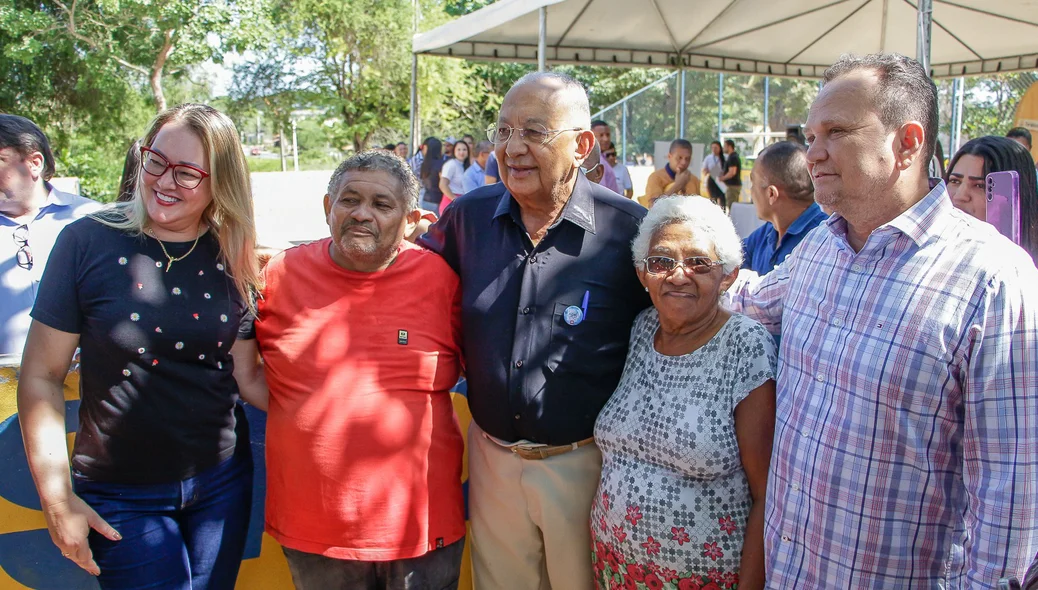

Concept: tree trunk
[[150, 30, 176, 112], [150, 68, 167, 112]]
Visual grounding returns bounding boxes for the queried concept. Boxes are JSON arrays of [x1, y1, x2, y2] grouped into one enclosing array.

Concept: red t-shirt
[[256, 239, 464, 561]]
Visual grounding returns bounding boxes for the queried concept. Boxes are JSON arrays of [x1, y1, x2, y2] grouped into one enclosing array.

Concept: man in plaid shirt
[[728, 53, 1038, 588]]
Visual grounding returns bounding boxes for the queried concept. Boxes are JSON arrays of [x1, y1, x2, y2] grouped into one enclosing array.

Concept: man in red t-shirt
[[255, 150, 465, 589]]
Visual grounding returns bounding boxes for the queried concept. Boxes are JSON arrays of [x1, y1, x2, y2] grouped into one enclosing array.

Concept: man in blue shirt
[[463, 140, 492, 194], [742, 141, 827, 274], [420, 72, 648, 590], [0, 114, 100, 355]]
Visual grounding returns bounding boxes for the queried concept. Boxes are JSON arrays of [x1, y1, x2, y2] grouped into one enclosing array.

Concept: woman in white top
[[438, 140, 470, 214], [701, 140, 727, 208]]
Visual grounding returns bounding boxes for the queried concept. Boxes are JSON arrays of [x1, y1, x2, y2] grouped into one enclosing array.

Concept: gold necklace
[[146, 225, 205, 273]]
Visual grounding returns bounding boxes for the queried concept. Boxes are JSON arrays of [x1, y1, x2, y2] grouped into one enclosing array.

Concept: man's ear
[[896, 121, 926, 171], [403, 207, 422, 237], [25, 151, 45, 181], [767, 185, 780, 206], [323, 194, 332, 217], [575, 130, 595, 166]]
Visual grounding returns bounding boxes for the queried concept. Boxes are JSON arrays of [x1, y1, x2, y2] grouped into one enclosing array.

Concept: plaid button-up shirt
[[728, 180, 1038, 588]]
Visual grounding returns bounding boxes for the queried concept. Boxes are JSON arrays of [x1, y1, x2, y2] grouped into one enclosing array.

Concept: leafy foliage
[[961, 73, 1036, 142]]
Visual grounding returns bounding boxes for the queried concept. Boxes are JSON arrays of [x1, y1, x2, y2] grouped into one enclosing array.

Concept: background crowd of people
[[2, 49, 1038, 590]]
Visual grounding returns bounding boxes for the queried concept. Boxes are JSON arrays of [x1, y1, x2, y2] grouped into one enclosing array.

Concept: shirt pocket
[[546, 302, 628, 376]]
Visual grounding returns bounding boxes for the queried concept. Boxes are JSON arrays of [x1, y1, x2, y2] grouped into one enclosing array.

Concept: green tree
[[961, 73, 1037, 140], [25, 0, 272, 112]]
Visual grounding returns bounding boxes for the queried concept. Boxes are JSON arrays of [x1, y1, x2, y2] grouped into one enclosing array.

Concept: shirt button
[[791, 483, 800, 492], [801, 429, 809, 437], [515, 360, 523, 368], [851, 263, 863, 273], [815, 373, 824, 383], [831, 317, 843, 327], [514, 413, 521, 420], [781, 535, 791, 542], [522, 307, 531, 314]]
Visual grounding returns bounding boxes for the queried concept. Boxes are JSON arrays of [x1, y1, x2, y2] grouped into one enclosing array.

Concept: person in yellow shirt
[[641, 139, 702, 208]]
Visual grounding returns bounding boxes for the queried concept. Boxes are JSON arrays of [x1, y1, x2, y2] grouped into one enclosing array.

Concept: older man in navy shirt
[[742, 141, 827, 274], [420, 72, 649, 590]]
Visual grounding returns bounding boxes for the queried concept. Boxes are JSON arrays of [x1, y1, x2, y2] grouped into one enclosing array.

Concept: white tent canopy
[[412, 0, 1038, 79]]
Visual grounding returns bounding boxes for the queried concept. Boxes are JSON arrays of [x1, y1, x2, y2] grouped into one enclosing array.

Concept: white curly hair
[[631, 196, 744, 274]]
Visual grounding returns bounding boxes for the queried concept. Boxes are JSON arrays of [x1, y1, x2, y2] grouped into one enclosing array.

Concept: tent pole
[[409, 0, 419, 155], [916, 0, 932, 73], [717, 73, 724, 140], [678, 69, 686, 139], [763, 76, 770, 137], [410, 54, 419, 153], [621, 101, 628, 165], [951, 77, 965, 152], [538, 7, 547, 72]]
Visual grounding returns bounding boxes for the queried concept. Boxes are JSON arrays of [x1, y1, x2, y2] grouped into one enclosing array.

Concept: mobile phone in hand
[[986, 170, 1021, 244]]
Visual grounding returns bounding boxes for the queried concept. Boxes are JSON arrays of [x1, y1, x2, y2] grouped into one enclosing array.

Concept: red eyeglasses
[[140, 146, 210, 190]]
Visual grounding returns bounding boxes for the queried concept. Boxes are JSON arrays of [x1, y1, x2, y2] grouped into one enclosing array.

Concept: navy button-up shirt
[[419, 175, 651, 444], [741, 202, 828, 274]]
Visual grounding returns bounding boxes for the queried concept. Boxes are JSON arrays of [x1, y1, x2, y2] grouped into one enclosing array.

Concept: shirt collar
[[492, 173, 597, 234], [43, 182, 79, 208], [825, 178, 949, 249], [787, 202, 826, 236], [0, 182, 75, 226]]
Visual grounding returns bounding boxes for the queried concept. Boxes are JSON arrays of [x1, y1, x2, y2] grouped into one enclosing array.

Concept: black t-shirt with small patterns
[[31, 217, 253, 484]]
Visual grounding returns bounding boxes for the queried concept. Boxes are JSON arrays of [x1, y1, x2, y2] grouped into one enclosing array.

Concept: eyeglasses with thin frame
[[643, 255, 722, 275], [13, 224, 32, 270], [486, 124, 584, 146], [139, 146, 210, 190]]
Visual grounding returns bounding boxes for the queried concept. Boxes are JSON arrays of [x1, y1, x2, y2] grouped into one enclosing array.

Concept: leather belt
[[510, 436, 595, 460]]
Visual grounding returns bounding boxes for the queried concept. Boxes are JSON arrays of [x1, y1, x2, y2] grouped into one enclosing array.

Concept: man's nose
[[805, 139, 825, 163], [350, 202, 375, 221], [504, 130, 528, 157]]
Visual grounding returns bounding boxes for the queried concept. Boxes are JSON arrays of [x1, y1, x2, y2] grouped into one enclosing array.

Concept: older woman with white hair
[[590, 196, 776, 590]]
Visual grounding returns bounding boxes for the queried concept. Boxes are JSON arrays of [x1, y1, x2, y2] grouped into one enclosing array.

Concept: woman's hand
[[43, 494, 121, 576], [231, 338, 268, 411], [439, 174, 455, 201], [18, 320, 121, 576]]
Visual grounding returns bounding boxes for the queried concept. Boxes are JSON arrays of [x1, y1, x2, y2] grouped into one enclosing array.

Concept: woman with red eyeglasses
[[589, 196, 776, 590], [17, 103, 267, 589]]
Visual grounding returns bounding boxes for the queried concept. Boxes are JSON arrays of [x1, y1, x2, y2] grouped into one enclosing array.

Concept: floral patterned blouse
[[591, 309, 776, 590]]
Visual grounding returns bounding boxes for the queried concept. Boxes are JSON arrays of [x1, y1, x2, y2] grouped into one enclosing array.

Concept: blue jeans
[[72, 450, 253, 590]]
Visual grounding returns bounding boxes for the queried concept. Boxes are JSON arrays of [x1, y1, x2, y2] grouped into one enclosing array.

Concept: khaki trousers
[[724, 184, 742, 211], [468, 423, 602, 590]]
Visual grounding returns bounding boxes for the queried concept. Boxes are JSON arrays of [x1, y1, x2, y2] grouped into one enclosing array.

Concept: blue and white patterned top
[[591, 309, 776, 588]]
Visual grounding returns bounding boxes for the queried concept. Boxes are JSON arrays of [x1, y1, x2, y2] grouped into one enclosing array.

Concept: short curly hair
[[631, 196, 743, 274], [327, 150, 419, 212]]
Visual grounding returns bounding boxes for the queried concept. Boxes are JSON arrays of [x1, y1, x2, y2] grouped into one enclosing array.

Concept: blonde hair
[[93, 103, 260, 309]]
